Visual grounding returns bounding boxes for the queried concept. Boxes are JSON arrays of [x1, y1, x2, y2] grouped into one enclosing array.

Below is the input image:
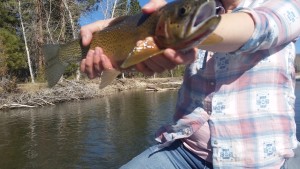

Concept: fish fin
[[99, 69, 121, 89], [107, 16, 130, 27], [43, 44, 67, 87], [198, 33, 223, 46], [120, 38, 164, 69]]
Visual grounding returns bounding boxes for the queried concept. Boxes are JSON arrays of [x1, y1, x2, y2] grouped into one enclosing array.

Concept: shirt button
[[214, 140, 218, 145], [210, 82, 215, 86]]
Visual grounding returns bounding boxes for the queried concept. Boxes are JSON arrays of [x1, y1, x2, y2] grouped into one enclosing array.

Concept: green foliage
[[77, 0, 100, 11], [175, 65, 186, 77], [64, 63, 79, 78], [128, 0, 141, 15], [0, 28, 27, 79], [0, 40, 8, 76], [0, 1, 18, 31], [0, 0, 183, 84], [114, 0, 141, 17], [114, 0, 128, 17], [0, 0, 27, 80], [153, 65, 186, 78]]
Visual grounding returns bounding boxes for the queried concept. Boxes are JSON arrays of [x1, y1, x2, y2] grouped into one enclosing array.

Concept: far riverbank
[[0, 77, 183, 110]]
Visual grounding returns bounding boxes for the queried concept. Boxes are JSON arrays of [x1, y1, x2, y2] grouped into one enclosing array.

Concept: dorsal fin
[[106, 16, 130, 27]]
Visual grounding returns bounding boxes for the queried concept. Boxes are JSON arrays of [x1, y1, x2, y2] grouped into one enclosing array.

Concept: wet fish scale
[[43, 0, 222, 88]]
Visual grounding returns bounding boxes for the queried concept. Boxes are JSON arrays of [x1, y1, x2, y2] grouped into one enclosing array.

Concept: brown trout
[[43, 0, 222, 88]]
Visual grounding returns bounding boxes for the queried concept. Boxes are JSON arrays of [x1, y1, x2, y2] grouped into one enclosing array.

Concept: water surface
[[0, 90, 177, 169], [0, 83, 300, 169]]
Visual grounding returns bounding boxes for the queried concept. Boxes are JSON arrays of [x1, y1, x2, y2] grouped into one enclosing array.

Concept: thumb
[[142, 0, 167, 14], [80, 30, 93, 46]]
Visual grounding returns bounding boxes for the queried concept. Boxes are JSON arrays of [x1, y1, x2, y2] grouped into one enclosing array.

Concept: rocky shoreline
[[0, 77, 183, 110]]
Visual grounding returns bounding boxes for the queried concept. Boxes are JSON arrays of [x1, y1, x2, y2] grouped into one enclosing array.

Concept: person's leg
[[120, 140, 212, 169], [282, 142, 300, 169]]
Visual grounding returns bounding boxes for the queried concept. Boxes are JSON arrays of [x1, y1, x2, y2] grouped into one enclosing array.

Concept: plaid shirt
[[155, 0, 300, 168]]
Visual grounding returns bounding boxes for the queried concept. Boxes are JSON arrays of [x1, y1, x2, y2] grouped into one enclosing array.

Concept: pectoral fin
[[99, 69, 121, 89], [120, 38, 164, 69], [198, 33, 223, 47]]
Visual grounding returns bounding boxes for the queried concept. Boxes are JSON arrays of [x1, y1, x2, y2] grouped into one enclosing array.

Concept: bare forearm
[[200, 12, 255, 53]]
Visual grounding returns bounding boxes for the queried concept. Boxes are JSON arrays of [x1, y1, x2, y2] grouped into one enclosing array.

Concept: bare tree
[[62, 0, 81, 80], [35, 0, 45, 79], [96, 0, 119, 19], [45, 0, 54, 43], [62, 0, 77, 39], [18, 0, 35, 83]]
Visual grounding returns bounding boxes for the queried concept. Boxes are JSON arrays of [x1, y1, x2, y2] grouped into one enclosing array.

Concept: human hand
[[80, 47, 114, 79], [80, 19, 115, 79], [136, 0, 196, 76], [135, 48, 197, 76], [142, 0, 167, 14]]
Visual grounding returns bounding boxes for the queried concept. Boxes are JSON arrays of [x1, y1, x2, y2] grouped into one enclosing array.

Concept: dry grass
[[0, 78, 182, 110], [18, 83, 48, 92]]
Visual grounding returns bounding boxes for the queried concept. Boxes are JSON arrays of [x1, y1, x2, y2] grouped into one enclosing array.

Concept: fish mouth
[[189, 1, 217, 36], [179, 1, 220, 48]]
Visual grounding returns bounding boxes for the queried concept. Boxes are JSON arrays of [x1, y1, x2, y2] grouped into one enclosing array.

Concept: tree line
[[1, 0, 98, 83], [0, 0, 185, 87]]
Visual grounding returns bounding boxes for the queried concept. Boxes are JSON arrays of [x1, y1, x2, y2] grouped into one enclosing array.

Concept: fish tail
[[43, 44, 67, 87]]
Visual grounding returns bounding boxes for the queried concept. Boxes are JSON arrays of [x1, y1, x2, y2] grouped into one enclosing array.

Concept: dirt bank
[[0, 77, 182, 110]]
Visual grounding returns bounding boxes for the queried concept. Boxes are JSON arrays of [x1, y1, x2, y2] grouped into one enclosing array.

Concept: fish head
[[154, 0, 221, 49]]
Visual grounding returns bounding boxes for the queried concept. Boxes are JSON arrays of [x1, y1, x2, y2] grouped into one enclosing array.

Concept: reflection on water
[[0, 83, 300, 169], [0, 90, 177, 169]]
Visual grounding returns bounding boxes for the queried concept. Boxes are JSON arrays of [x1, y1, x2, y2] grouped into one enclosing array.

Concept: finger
[[80, 19, 114, 46], [151, 54, 177, 70], [142, 0, 167, 14], [80, 28, 93, 46], [164, 48, 197, 65], [85, 50, 96, 79], [177, 48, 197, 64], [100, 53, 113, 70], [144, 58, 165, 73], [135, 63, 154, 76], [93, 47, 102, 74]]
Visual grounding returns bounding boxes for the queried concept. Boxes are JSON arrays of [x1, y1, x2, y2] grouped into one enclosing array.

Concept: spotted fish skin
[[43, 0, 222, 88]]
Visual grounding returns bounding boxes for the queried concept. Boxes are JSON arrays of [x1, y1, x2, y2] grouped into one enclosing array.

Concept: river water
[[0, 84, 300, 169]]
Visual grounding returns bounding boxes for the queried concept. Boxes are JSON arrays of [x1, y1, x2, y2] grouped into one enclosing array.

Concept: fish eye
[[179, 7, 187, 16]]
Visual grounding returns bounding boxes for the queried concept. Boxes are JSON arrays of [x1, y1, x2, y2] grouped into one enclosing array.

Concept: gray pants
[[283, 142, 300, 169]]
